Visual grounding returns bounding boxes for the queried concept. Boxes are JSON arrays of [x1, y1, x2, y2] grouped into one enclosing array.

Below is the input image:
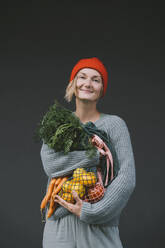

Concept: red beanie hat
[[69, 57, 108, 97]]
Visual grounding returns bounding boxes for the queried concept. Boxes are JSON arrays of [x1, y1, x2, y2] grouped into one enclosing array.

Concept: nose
[[84, 78, 92, 87]]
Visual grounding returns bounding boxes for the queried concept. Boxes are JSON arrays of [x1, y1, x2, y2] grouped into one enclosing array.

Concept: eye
[[93, 79, 100, 82], [80, 76, 85, 79]]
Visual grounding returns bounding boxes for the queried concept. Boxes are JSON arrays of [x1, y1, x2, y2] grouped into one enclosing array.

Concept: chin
[[75, 91, 99, 101], [78, 96, 98, 102]]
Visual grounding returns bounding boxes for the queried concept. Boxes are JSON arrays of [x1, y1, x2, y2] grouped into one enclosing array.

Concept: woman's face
[[74, 68, 103, 102]]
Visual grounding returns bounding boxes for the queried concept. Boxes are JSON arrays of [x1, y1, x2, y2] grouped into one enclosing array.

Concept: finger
[[54, 195, 69, 208], [55, 195, 76, 213], [55, 195, 77, 212], [72, 190, 81, 203], [54, 195, 61, 201]]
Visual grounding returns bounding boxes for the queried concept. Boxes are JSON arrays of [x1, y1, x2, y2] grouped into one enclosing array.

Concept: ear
[[99, 85, 104, 98]]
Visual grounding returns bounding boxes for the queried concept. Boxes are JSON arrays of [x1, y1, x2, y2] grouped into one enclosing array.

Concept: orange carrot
[[40, 178, 56, 211], [55, 177, 62, 186], [52, 182, 57, 195], [40, 195, 48, 210], [46, 195, 57, 219], [52, 177, 68, 198], [40, 176, 69, 221]]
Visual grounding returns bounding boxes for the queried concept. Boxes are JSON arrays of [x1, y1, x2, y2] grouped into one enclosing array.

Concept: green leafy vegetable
[[33, 99, 97, 158]]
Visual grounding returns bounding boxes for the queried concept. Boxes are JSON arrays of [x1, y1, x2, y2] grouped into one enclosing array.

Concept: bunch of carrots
[[40, 176, 69, 221]]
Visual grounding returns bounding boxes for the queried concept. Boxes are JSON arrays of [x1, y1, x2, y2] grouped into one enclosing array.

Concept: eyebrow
[[78, 72, 101, 78]]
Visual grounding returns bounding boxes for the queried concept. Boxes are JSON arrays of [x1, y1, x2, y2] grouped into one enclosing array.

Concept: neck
[[74, 98, 100, 123]]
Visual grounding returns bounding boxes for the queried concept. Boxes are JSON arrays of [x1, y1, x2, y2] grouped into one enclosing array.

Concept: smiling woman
[[41, 57, 136, 248], [64, 71, 104, 103], [74, 68, 103, 103]]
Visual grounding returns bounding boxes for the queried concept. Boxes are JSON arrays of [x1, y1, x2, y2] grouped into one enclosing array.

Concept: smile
[[80, 89, 93, 93]]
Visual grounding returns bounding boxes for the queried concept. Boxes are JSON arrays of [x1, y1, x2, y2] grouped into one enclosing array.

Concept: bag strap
[[91, 134, 114, 187]]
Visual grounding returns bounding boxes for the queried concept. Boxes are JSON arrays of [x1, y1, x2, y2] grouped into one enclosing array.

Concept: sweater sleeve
[[79, 116, 136, 225], [40, 142, 100, 178], [40, 141, 100, 221]]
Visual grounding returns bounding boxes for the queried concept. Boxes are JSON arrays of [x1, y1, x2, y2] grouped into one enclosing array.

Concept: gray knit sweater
[[40, 113, 136, 226]]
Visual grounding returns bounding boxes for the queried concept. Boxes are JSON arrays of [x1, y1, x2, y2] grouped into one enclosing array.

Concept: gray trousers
[[42, 214, 123, 248]]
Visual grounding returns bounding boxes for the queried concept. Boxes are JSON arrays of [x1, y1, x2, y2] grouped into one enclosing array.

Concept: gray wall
[[1, 1, 164, 247]]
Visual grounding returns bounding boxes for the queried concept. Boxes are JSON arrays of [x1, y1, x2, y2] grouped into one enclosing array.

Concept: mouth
[[80, 89, 93, 93]]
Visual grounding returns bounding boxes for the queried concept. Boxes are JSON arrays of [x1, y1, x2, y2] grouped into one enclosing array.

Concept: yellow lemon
[[61, 192, 74, 203], [71, 182, 86, 198], [62, 180, 74, 193], [73, 168, 87, 178], [80, 173, 97, 187]]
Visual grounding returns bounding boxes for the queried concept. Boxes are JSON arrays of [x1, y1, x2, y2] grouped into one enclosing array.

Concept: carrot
[[52, 182, 57, 196], [52, 177, 69, 198], [40, 195, 48, 210], [46, 178, 57, 200], [40, 178, 56, 211], [40, 176, 69, 221], [55, 177, 62, 186], [46, 195, 57, 219]]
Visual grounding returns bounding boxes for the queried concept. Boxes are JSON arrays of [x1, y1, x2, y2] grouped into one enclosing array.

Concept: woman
[[40, 57, 136, 248]]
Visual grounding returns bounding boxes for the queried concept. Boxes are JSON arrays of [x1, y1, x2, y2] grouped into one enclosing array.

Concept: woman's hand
[[54, 191, 83, 218]]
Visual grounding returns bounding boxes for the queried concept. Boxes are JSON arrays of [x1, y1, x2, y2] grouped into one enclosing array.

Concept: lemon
[[73, 168, 87, 178], [62, 180, 73, 193], [71, 182, 86, 198], [80, 173, 97, 187], [61, 192, 74, 203]]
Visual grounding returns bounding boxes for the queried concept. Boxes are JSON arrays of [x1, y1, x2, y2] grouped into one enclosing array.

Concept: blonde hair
[[64, 76, 78, 102], [64, 75, 104, 102]]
